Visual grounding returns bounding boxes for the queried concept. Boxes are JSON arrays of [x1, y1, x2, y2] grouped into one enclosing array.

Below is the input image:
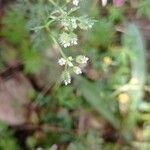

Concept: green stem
[[46, 26, 67, 59], [52, 37, 67, 59]]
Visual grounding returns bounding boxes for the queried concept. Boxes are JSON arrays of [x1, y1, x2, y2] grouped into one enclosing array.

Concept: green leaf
[[74, 77, 120, 129], [20, 42, 43, 74], [57, 86, 81, 109], [122, 23, 147, 131]]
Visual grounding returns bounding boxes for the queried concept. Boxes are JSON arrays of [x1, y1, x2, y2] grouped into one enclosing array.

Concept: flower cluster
[[61, 17, 78, 30], [61, 16, 94, 31], [59, 32, 78, 48], [58, 55, 89, 85], [59, 16, 94, 48], [31, 0, 94, 85], [73, 0, 79, 6], [35, 0, 94, 85], [58, 0, 95, 49], [53, 1, 94, 85]]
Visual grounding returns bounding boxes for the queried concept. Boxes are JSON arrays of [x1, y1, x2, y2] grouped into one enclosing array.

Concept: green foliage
[[26, 136, 37, 150], [88, 19, 114, 47], [20, 42, 43, 74], [137, 0, 150, 18], [0, 123, 20, 150], [26, 1, 53, 51], [67, 131, 103, 150], [108, 6, 123, 22], [1, 8, 26, 45], [0, 47, 5, 70], [56, 86, 81, 109], [79, 0, 99, 16], [75, 76, 120, 129], [0, 44, 18, 65], [122, 23, 146, 133]]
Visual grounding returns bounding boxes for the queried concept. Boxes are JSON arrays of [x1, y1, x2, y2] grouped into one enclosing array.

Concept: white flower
[[61, 18, 77, 30], [58, 58, 66, 66], [73, 66, 82, 74], [63, 72, 71, 85], [80, 56, 89, 64], [64, 78, 71, 85], [64, 43, 70, 48], [58, 56, 74, 67], [59, 32, 71, 48], [59, 32, 78, 48], [78, 17, 95, 30], [70, 36, 78, 45], [61, 19, 70, 28], [76, 55, 89, 64], [101, 0, 107, 6], [73, 0, 79, 6], [69, 33, 78, 45]]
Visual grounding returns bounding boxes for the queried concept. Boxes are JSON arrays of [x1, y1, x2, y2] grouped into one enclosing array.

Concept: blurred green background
[[0, 0, 150, 150]]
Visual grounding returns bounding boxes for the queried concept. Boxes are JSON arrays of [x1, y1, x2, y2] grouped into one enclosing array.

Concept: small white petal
[[64, 78, 71, 85], [63, 72, 71, 85], [76, 55, 89, 65], [73, 66, 82, 75], [81, 56, 89, 64], [73, 0, 79, 6], [102, 0, 107, 6], [70, 37, 78, 45], [58, 58, 66, 66], [73, 41, 77, 45]]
